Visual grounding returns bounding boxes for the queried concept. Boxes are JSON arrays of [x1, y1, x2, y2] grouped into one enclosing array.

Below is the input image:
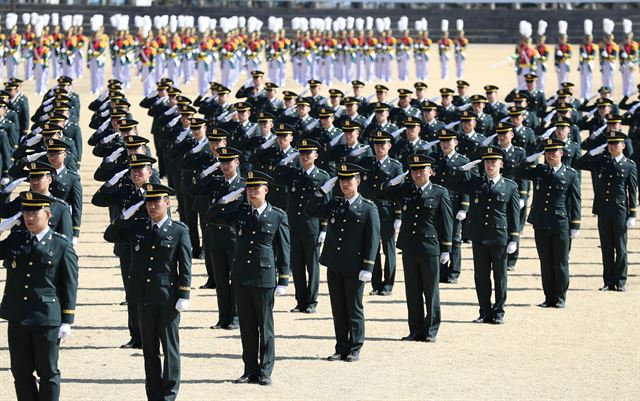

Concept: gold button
[[148, 268, 152, 271], [152, 246, 156, 249], [26, 274, 30, 277], [24, 285, 28, 289], [146, 279, 151, 283], [150, 257, 154, 260], [484, 222, 488, 225], [252, 231, 256, 235], [23, 297, 27, 301], [249, 250, 252, 254], [28, 262, 33, 266], [337, 247, 341, 250], [250, 241, 254, 244]]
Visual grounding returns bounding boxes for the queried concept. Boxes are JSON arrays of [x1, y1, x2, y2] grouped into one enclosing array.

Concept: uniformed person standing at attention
[[206, 170, 291, 386], [306, 163, 381, 362], [0, 191, 78, 401], [575, 132, 637, 292], [448, 147, 520, 324], [104, 184, 192, 401], [516, 139, 581, 308], [273, 138, 330, 313], [378, 155, 453, 342]]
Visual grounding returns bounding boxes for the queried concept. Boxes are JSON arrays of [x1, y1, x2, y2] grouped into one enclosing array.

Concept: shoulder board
[[432, 183, 447, 191], [389, 158, 403, 166], [171, 220, 188, 228], [513, 145, 526, 153], [270, 205, 287, 216], [503, 177, 518, 187], [317, 168, 330, 178], [564, 166, 578, 175], [54, 197, 70, 207], [51, 231, 68, 240], [361, 197, 375, 205]]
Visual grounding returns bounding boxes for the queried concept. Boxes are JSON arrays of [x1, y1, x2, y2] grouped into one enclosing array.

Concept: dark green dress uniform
[[429, 129, 471, 283], [361, 103, 399, 145], [328, 133, 373, 168], [389, 90, 422, 126], [420, 117, 446, 142], [483, 86, 508, 122], [104, 184, 191, 401], [163, 106, 194, 199], [378, 155, 453, 341], [516, 139, 581, 307], [306, 163, 381, 359], [273, 139, 330, 312], [8, 87, 30, 138], [575, 132, 638, 291], [509, 106, 539, 155], [448, 147, 520, 323], [580, 114, 635, 158], [306, 120, 343, 175], [0, 192, 78, 401], [0, 105, 20, 149], [46, 139, 83, 240], [207, 170, 291, 383], [391, 116, 435, 170], [357, 132, 404, 295]]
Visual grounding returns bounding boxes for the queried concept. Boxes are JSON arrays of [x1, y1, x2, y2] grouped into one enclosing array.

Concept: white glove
[[320, 176, 338, 194], [460, 159, 482, 171], [280, 151, 299, 165], [26, 151, 48, 162], [592, 124, 607, 138], [122, 200, 145, 220], [25, 134, 43, 147], [444, 121, 460, 129], [175, 298, 189, 312], [390, 127, 406, 139], [0, 212, 22, 232], [274, 285, 287, 296], [570, 229, 580, 239], [425, 139, 440, 149], [168, 115, 180, 127], [0, 177, 9, 186], [106, 147, 125, 163], [72, 237, 78, 247], [389, 171, 409, 186], [439, 252, 450, 265], [506, 241, 518, 254], [526, 151, 544, 163], [260, 135, 277, 149], [329, 132, 345, 147], [58, 323, 71, 339], [519, 199, 525, 209], [481, 133, 497, 146], [100, 132, 119, 144], [317, 231, 326, 244], [218, 187, 245, 204], [393, 219, 402, 232], [358, 270, 372, 282], [175, 128, 189, 143], [1, 177, 27, 194], [540, 127, 555, 140], [100, 108, 109, 117], [349, 145, 370, 157], [107, 168, 128, 186], [190, 140, 208, 154], [200, 162, 221, 178], [456, 210, 467, 221], [589, 143, 607, 156], [245, 124, 258, 137], [97, 119, 110, 132], [627, 217, 637, 228]]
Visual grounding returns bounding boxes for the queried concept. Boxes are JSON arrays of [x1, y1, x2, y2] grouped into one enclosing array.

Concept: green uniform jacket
[[50, 168, 83, 238], [357, 155, 404, 222], [9, 93, 29, 137], [104, 217, 192, 303], [198, 175, 246, 249], [0, 193, 73, 239], [429, 150, 472, 213], [306, 193, 381, 273], [0, 229, 78, 325]]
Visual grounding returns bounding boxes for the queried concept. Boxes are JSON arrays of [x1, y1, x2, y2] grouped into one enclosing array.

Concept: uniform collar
[[502, 144, 513, 153], [346, 193, 360, 205], [31, 227, 50, 242], [488, 174, 501, 185], [55, 166, 66, 175], [152, 215, 169, 229], [252, 202, 268, 216], [226, 174, 238, 185], [614, 154, 624, 163], [305, 166, 315, 175]]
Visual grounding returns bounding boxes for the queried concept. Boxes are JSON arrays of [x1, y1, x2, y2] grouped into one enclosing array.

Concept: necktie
[[252, 209, 259, 227], [31, 235, 38, 248], [152, 224, 159, 241], [488, 179, 494, 190]]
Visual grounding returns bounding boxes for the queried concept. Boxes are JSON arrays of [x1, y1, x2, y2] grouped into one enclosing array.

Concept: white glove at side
[[218, 187, 245, 204], [0, 212, 22, 232], [389, 171, 409, 186], [317, 231, 326, 244], [460, 159, 482, 171], [358, 270, 372, 282], [100, 132, 119, 144], [455, 210, 467, 221], [627, 217, 637, 228], [72, 237, 78, 247], [122, 200, 145, 220], [320, 176, 338, 194], [58, 323, 71, 339], [106, 147, 125, 163], [519, 199, 525, 209], [175, 298, 189, 312], [526, 151, 544, 163], [589, 143, 608, 156], [439, 252, 450, 265], [393, 219, 402, 232], [274, 285, 287, 296], [25, 134, 43, 147], [26, 151, 48, 162], [1, 177, 27, 194], [200, 162, 221, 178], [569, 229, 580, 239], [506, 241, 518, 254], [107, 169, 129, 186]]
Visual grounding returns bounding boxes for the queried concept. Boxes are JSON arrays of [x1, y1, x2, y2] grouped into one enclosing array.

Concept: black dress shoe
[[401, 334, 419, 341], [120, 339, 142, 349], [538, 301, 552, 308], [234, 374, 259, 384], [599, 285, 614, 291], [492, 316, 505, 325], [199, 283, 215, 289], [224, 323, 239, 330], [369, 290, 380, 296], [425, 336, 437, 343], [259, 376, 272, 386], [472, 316, 490, 323], [506, 265, 515, 272], [554, 301, 566, 308], [616, 285, 626, 292], [290, 306, 303, 313], [304, 306, 317, 314], [210, 322, 224, 329], [379, 290, 392, 296], [344, 352, 360, 362], [446, 278, 458, 284], [327, 353, 343, 361], [119, 300, 128, 306]]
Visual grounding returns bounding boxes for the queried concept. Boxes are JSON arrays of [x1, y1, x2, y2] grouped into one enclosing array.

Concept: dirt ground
[[0, 44, 638, 400]]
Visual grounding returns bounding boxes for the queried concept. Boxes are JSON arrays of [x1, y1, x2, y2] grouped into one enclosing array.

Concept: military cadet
[[306, 163, 380, 361], [273, 138, 330, 313], [575, 132, 637, 292], [206, 170, 290, 386], [420, 101, 445, 142], [356, 131, 403, 295], [308, 79, 326, 109], [258, 82, 285, 117], [522, 73, 547, 117], [410, 82, 429, 109], [389, 88, 421, 126], [92, 118, 137, 159], [290, 97, 319, 137], [92, 154, 159, 349], [244, 111, 276, 153], [452, 80, 470, 107], [509, 106, 538, 155], [0, 191, 78, 401], [5, 80, 29, 139], [448, 147, 520, 324], [327, 89, 345, 117], [329, 120, 373, 167], [391, 116, 436, 170], [0, 99, 20, 150], [197, 146, 244, 328], [581, 113, 635, 158], [484, 85, 508, 123], [551, 117, 582, 167], [45, 139, 82, 246], [307, 107, 343, 177], [104, 183, 191, 401], [220, 102, 257, 172], [361, 102, 398, 144], [516, 138, 581, 307], [429, 129, 471, 283], [378, 154, 453, 342], [469, 95, 495, 136], [493, 122, 529, 271], [457, 111, 486, 161], [335, 96, 367, 129], [0, 161, 73, 240], [437, 88, 459, 124], [139, 80, 173, 178]]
